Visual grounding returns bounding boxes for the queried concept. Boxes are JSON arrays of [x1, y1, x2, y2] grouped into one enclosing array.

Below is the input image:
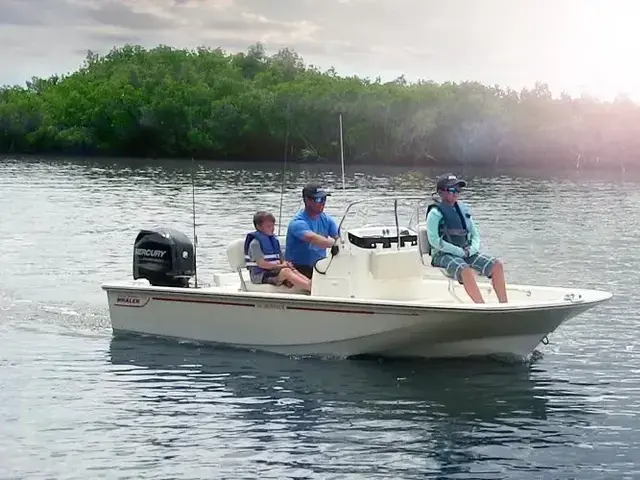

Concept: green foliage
[[1, 43, 638, 168]]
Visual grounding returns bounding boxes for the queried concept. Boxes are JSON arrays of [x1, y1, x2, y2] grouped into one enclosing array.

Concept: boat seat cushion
[[227, 239, 247, 270], [417, 225, 431, 258]]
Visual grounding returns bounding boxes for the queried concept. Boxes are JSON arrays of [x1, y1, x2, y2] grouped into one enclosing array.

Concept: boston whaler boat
[[102, 195, 612, 360]]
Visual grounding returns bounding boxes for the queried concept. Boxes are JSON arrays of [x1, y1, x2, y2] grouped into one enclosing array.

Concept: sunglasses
[[307, 196, 326, 203], [445, 187, 461, 193]]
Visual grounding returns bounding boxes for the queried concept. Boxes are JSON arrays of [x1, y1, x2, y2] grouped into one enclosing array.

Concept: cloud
[[84, 1, 180, 30], [0, 0, 639, 100], [0, 0, 85, 26]]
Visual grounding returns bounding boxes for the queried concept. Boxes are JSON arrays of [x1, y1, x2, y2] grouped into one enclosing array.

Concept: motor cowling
[[132, 228, 195, 287]]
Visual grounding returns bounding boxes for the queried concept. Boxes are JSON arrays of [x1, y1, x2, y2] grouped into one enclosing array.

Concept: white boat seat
[[417, 225, 478, 299], [417, 225, 431, 265], [226, 238, 300, 294], [417, 225, 446, 277]]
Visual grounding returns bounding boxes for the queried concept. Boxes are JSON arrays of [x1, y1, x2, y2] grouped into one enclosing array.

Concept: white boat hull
[[103, 281, 608, 360], [104, 197, 613, 361]]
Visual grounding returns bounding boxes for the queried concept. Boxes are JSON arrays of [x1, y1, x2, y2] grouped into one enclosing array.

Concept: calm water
[[1, 156, 639, 479]]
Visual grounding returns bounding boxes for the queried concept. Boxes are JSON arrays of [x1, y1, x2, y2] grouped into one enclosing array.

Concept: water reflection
[[107, 335, 597, 477], [3, 155, 636, 189]]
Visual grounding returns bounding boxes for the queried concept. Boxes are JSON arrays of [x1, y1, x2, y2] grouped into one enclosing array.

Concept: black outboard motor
[[132, 228, 195, 287]]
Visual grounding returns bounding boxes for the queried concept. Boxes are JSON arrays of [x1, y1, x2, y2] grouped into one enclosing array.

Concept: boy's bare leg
[[278, 268, 311, 291]]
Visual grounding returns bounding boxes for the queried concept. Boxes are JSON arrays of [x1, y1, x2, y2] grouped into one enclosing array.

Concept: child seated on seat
[[243, 211, 312, 292]]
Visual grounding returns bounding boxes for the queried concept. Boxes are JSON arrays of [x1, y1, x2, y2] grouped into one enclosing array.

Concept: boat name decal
[[135, 248, 167, 258], [256, 302, 286, 310], [115, 295, 150, 307]]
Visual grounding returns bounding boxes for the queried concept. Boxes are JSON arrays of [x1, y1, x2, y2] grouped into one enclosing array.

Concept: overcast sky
[[2, 0, 639, 101]]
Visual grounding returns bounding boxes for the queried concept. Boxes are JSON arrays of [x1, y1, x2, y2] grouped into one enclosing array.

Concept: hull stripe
[[150, 296, 377, 315]]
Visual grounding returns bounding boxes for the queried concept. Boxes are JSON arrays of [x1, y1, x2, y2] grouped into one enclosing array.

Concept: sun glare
[[555, 1, 640, 101]]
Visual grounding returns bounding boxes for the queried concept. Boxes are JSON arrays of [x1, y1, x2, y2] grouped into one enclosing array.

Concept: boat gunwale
[[101, 281, 613, 315]]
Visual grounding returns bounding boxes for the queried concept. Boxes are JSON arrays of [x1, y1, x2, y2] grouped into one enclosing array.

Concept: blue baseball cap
[[302, 183, 331, 198]]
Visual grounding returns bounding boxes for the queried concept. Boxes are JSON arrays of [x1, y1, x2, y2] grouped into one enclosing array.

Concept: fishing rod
[[339, 112, 346, 193], [185, 73, 199, 289], [191, 156, 198, 288], [276, 107, 346, 238], [277, 97, 292, 236]]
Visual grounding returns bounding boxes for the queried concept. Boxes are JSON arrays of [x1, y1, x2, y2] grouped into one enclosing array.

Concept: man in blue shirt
[[426, 174, 508, 304], [285, 182, 340, 279]]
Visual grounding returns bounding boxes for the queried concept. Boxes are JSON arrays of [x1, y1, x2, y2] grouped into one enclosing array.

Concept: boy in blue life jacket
[[426, 174, 508, 304], [244, 211, 312, 292]]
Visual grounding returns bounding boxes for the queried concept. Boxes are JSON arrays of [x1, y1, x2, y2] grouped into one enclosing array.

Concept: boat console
[[220, 196, 447, 298], [346, 226, 418, 250]]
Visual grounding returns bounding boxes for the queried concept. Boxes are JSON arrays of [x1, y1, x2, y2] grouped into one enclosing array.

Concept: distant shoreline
[[0, 43, 637, 171], [3, 152, 632, 175]]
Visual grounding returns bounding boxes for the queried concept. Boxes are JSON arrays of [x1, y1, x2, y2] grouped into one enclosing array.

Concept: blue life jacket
[[243, 230, 282, 275], [426, 200, 471, 253]]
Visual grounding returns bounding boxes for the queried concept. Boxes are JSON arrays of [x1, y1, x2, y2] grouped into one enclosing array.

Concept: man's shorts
[[431, 251, 499, 284], [292, 264, 314, 279], [250, 270, 284, 286]]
